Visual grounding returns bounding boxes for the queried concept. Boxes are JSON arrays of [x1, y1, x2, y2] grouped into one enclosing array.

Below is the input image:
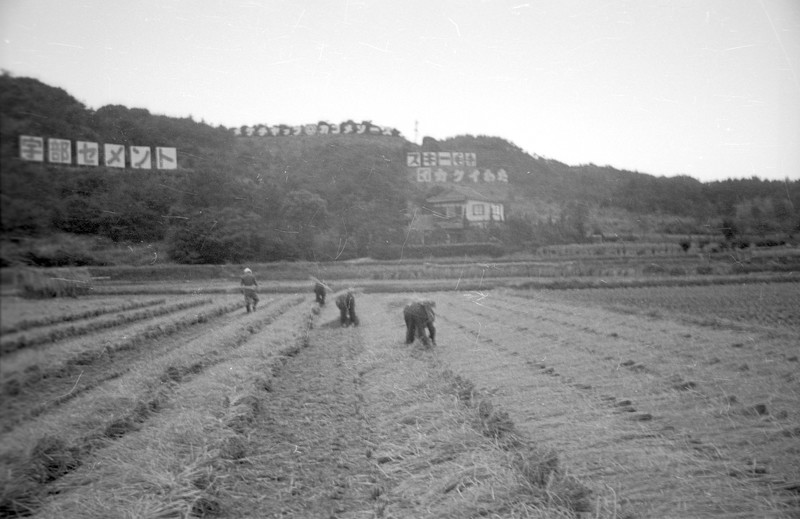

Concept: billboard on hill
[[233, 121, 399, 137], [406, 151, 509, 185], [18, 135, 178, 170]]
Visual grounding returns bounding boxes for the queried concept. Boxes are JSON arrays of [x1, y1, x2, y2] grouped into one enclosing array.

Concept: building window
[[472, 204, 485, 216]]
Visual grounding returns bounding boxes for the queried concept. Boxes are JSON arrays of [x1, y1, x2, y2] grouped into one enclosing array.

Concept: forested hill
[[1, 73, 798, 266], [436, 135, 798, 220]]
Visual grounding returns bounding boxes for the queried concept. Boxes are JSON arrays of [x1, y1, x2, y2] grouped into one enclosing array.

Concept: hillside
[[1, 73, 798, 266]]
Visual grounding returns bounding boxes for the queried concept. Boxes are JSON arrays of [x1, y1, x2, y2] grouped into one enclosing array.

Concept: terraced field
[[0, 281, 797, 518]]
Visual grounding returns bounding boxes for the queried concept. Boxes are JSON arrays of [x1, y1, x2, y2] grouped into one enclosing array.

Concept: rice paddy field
[[0, 275, 798, 518]]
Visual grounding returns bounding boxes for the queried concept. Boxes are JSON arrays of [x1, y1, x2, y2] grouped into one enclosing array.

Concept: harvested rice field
[[0, 281, 798, 518]]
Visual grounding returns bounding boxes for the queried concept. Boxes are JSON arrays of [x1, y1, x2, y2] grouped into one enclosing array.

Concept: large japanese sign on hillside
[[18, 135, 177, 170], [407, 151, 509, 184], [234, 121, 398, 137]]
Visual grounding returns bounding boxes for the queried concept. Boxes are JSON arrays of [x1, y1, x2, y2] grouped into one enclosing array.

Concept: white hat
[[244, 268, 252, 273]]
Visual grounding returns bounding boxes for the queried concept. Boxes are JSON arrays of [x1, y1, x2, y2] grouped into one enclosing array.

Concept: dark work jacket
[[241, 273, 258, 288]]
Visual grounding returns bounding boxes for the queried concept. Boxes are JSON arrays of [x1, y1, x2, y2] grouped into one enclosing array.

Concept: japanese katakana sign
[[234, 121, 399, 138], [18, 135, 178, 170], [104, 144, 125, 168], [413, 167, 509, 184], [156, 147, 178, 170], [76, 141, 99, 166], [406, 151, 509, 184], [406, 152, 477, 168], [130, 146, 152, 169]]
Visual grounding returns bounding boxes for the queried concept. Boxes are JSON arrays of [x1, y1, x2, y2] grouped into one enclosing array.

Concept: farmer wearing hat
[[241, 267, 259, 313]]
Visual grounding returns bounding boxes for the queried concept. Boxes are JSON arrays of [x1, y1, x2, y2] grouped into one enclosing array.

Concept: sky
[[1, 0, 799, 182]]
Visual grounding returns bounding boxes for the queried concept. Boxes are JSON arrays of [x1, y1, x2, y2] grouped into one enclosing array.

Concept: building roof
[[426, 190, 467, 204], [425, 186, 505, 205]]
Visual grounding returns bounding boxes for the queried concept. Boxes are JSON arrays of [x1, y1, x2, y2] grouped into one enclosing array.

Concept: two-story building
[[411, 188, 506, 244]]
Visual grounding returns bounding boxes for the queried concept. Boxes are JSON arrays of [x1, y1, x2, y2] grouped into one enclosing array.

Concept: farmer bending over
[[336, 289, 359, 327]]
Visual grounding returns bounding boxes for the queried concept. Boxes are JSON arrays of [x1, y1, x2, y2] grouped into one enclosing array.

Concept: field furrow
[[0, 296, 246, 431], [530, 282, 800, 332], [0, 297, 167, 335], [0, 295, 309, 517], [0, 297, 210, 355], [433, 290, 800, 517]]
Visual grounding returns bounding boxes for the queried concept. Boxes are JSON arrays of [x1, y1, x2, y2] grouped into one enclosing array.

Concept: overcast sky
[[1, 0, 798, 182]]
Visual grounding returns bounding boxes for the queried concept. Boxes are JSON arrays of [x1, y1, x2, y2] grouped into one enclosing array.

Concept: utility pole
[[414, 120, 418, 145]]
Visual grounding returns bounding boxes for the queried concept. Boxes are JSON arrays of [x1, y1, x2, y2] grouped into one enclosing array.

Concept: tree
[[720, 218, 738, 244], [279, 190, 328, 230], [167, 208, 296, 264], [278, 190, 329, 259], [560, 201, 589, 241], [504, 215, 536, 249]]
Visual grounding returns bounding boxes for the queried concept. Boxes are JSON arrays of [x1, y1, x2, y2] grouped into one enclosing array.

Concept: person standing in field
[[241, 267, 259, 313]]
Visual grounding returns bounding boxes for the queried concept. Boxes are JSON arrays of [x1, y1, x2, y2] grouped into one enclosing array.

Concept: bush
[[166, 209, 300, 264], [754, 239, 786, 247], [642, 263, 666, 275], [18, 267, 92, 298], [1, 234, 110, 267]]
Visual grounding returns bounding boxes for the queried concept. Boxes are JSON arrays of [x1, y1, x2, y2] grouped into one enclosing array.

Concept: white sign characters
[[19, 134, 177, 171], [234, 122, 398, 137], [407, 151, 479, 169], [406, 151, 509, 184], [19, 135, 44, 162], [412, 168, 509, 184], [76, 141, 99, 166], [104, 144, 126, 168], [130, 146, 152, 169], [48, 138, 72, 164], [156, 147, 178, 170]]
